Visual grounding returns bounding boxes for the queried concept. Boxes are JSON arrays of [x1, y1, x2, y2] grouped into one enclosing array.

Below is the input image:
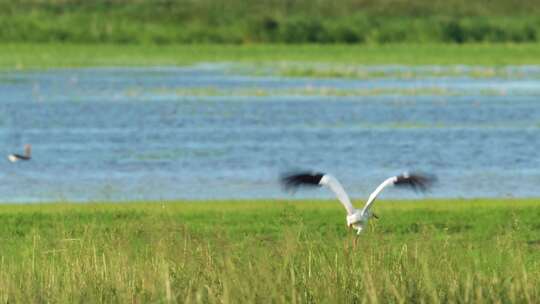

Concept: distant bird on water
[[281, 171, 435, 235], [8, 144, 32, 162]]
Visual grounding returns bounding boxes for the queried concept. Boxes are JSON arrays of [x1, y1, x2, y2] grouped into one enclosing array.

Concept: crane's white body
[[7, 144, 31, 163], [320, 175, 398, 235]]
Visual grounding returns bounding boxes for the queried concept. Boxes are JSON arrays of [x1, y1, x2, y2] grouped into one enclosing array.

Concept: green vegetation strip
[[145, 86, 517, 97], [0, 198, 539, 302], [2, 44, 540, 70], [2, 0, 540, 44]]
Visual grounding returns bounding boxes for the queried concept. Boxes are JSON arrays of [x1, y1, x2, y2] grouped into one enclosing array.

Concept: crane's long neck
[[24, 145, 31, 157], [320, 174, 355, 215]]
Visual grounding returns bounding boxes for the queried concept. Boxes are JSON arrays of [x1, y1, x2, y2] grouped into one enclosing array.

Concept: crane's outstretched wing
[[361, 172, 436, 213], [280, 171, 356, 215], [281, 172, 325, 190], [394, 173, 434, 192]]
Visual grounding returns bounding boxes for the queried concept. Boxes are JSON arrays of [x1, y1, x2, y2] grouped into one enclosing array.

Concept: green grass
[[2, 0, 540, 44], [1, 198, 539, 302], [3, 43, 540, 70], [150, 86, 515, 98], [271, 64, 533, 79]]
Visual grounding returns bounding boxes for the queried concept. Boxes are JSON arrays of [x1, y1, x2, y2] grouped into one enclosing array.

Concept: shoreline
[[0, 198, 536, 209], [2, 43, 540, 70]]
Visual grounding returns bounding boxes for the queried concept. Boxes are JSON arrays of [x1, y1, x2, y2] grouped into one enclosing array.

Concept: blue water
[[0, 64, 539, 202]]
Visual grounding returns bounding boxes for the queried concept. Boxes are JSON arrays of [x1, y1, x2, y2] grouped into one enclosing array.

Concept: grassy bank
[[3, 43, 540, 70], [0, 198, 539, 302], [2, 0, 540, 44]]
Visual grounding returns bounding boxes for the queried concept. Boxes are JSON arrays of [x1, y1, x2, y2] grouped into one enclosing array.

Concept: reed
[[0, 199, 538, 302]]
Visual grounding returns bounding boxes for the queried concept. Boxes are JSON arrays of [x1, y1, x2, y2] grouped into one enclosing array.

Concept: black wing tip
[[280, 171, 325, 191], [394, 172, 436, 192]]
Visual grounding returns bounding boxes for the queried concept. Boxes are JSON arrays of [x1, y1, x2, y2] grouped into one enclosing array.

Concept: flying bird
[[281, 171, 435, 235], [8, 144, 32, 163]]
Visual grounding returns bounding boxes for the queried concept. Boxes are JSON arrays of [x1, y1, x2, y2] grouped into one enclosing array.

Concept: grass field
[[2, 43, 540, 70], [0, 199, 539, 303]]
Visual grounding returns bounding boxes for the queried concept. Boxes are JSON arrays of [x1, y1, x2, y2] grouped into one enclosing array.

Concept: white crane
[[281, 171, 435, 235], [8, 144, 32, 163]]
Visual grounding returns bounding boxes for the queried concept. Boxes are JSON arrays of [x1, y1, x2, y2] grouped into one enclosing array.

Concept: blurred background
[[1, 0, 540, 44], [1, 0, 539, 202]]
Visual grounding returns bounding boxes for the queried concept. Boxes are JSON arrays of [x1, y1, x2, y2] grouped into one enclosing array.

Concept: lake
[[0, 64, 539, 202]]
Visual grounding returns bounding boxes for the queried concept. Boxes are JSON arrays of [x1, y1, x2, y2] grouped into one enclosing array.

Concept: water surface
[[1, 64, 539, 202]]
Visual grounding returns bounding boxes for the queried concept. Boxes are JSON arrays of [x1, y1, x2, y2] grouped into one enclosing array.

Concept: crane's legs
[[347, 224, 359, 249]]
